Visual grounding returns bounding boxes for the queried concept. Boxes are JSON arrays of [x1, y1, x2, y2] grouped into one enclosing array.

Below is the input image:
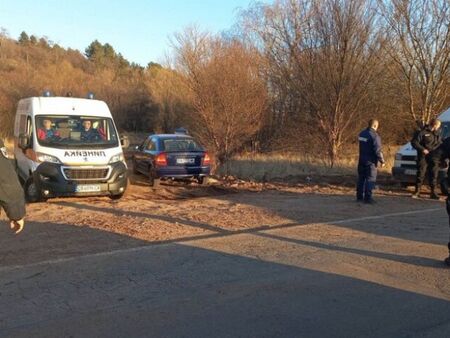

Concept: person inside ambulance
[[80, 119, 104, 142], [37, 118, 61, 141]]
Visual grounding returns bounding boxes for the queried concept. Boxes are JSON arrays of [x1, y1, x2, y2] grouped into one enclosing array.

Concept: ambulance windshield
[[35, 115, 119, 149]]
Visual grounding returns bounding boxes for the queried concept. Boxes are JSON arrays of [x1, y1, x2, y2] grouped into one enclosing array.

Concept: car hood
[[396, 142, 417, 156]]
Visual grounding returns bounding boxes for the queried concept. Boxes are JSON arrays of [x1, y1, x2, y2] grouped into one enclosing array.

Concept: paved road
[[1, 205, 450, 337]]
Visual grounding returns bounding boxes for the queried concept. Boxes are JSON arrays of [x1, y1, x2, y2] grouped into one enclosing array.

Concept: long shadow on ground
[[1, 224, 450, 338]]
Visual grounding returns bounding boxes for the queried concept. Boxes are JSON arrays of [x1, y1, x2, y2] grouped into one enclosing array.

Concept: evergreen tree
[[18, 31, 29, 44]]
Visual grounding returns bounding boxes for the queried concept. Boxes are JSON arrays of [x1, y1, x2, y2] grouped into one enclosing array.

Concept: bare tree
[[378, 0, 450, 125], [172, 27, 268, 168], [241, 0, 384, 166]]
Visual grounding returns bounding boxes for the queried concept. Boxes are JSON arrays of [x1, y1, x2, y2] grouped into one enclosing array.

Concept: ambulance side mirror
[[18, 133, 30, 150], [120, 135, 130, 149]]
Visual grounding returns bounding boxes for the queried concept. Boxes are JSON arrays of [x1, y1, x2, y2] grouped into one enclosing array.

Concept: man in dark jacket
[[356, 119, 385, 204], [411, 119, 442, 199], [434, 137, 450, 266], [445, 200, 450, 266], [0, 139, 25, 234]]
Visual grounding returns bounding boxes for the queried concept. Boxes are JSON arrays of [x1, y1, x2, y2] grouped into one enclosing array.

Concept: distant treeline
[[0, 0, 449, 166]]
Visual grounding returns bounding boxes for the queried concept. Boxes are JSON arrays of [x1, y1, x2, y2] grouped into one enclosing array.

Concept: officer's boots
[[445, 242, 450, 267], [412, 185, 421, 198], [446, 199, 450, 267], [430, 188, 440, 200]]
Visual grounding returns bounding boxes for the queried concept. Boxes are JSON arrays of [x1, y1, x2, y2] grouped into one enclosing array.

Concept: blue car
[[132, 133, 211, 187]]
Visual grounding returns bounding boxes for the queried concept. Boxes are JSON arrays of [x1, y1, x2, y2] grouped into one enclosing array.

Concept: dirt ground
[[0, 172, 437, 267], [1, 172, 450, 337], [0, 172, 447, 266]]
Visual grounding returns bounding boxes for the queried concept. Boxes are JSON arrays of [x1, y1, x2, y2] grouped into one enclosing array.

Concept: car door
[[134, 138, 149, 174], [143, 137, 158, 172]]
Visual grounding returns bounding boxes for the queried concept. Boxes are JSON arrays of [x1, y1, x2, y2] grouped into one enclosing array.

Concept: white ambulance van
[[14, 93, 129, 201], [392, 106, 450, 191]]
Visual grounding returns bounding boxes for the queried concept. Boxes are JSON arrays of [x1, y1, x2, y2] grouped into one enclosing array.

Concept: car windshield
[[160, 138, 204, 152], [441, 122, 450, 139], [35, 115, 119, 149]]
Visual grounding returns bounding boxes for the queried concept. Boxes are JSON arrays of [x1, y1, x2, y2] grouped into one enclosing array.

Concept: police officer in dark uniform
[[0, 139, 26, 234], [434, 137, 450, 266], [445, 200, 450, 266], [411, 119, 442, 199], [356, 119, 385, 204]]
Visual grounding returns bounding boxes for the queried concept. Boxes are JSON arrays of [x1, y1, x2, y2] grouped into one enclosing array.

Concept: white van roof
[[439, 106, 450, 121], [20, 97, 112, 118]]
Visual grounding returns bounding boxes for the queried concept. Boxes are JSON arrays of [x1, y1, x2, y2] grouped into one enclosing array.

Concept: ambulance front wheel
[[24, 178, 45, 203]]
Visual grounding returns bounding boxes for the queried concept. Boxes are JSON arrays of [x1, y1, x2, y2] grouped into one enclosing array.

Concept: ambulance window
[[26, 116, 32, 136], [19, 115, 27, 134]]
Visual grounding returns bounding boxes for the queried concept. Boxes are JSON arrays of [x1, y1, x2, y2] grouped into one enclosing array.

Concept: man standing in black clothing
[[411, 119, 442, 199], [445, 200, 450, 266], [435, 137, 450, 266], [0, 139, 25, 234]]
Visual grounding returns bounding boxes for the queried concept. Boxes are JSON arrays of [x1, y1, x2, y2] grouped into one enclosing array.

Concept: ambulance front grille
[[62, 167, 110, 181]]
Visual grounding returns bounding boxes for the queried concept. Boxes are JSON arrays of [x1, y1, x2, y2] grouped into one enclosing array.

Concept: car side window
[[142, 138, 150, 150], [147, 138, 157, 151], [19, 115, 27, 134]]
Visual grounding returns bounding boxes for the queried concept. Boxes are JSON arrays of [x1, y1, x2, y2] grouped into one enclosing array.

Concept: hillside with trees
[[0, 0, 449, 166]]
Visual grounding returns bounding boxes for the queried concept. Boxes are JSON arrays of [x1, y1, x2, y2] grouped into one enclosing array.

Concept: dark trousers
[[356, 163, 377, 201], [446, 198, 450, 256], [416, 153, 440, 190]]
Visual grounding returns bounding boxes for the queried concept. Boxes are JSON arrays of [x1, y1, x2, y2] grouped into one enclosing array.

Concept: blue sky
[[0, 0, 256, 66]]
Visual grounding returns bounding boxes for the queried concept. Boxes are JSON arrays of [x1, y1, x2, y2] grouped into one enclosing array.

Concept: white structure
[[13, 94, 129, 201]]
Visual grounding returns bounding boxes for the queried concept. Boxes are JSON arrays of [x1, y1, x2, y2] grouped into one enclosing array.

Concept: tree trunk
[[328, 140, 339, 168]]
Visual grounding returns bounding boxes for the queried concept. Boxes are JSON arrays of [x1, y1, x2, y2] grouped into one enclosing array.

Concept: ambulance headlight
[[109, 153, 124, 164], [36, 152, 61, 164], [395, 153, 402, 161]]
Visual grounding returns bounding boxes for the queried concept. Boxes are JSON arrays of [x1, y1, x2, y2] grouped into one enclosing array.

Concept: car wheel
[[24, 178, 44, 203], [197, 176, 209, 185], [149, 173, 161, 188]]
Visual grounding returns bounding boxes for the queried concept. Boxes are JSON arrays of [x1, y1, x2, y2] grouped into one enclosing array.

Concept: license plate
[[404, 169, 417, 175], [75, 185, 101, 193], [176, 158, 195, 164]]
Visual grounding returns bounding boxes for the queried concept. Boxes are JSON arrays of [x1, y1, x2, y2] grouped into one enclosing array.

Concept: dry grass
[[121, 132, 149, 147], [219, 146, 399, 182], [3, 137, 14, 154]]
